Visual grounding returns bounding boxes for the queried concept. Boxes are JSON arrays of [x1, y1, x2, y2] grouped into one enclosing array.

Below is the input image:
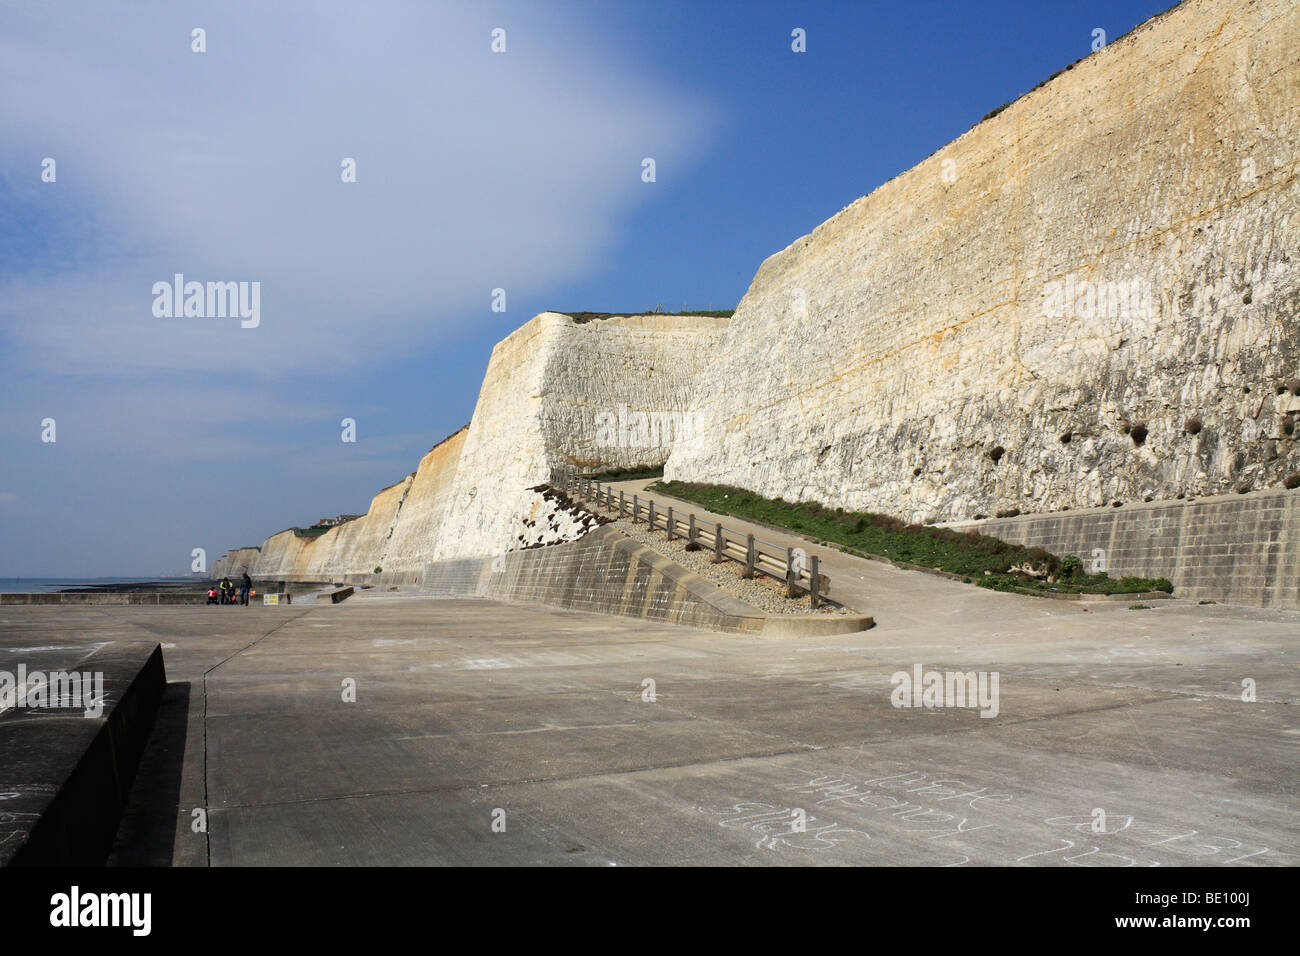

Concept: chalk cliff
[[666, 0, 1299, 523], [432, 312, 728, 560], [214, 313, 728, 578], [217, 0, 1299, 596]]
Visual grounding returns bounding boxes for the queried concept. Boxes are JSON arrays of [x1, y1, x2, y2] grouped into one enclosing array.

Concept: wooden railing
[[560, 473, 830, 607]]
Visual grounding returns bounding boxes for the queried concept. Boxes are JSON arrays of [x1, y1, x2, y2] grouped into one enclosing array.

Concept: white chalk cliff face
[[666, 0, 1300, 523], [431, 312, 728, 559], [214, 313, 728, 576], [216, 0, 1299, 579]]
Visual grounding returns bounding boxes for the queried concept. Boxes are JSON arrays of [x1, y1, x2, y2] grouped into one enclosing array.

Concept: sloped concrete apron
[[418, 527, 873, 636]]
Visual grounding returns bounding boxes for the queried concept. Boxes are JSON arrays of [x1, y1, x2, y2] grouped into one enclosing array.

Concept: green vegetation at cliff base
[[650, 480, 1174, 596]]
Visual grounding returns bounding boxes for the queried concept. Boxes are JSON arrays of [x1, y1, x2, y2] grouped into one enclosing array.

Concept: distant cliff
[[213, 313, 727, 579]]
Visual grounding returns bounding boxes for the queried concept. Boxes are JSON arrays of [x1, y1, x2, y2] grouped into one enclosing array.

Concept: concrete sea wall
[[419, 527, 873, 635], [950, 488, 1300, 609]]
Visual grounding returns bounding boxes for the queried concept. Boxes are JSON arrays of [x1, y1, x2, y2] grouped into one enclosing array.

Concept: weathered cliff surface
[[666, 0, 1300, 523], [212, 547, 260, 580], [432, 312, 728, 559], [216, 0, 1299, 608], [380, 426, 469, 571], [214, 313, 727, 577]]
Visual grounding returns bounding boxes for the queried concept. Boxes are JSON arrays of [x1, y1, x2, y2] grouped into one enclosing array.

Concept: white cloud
[[0, 0, 718, 376]]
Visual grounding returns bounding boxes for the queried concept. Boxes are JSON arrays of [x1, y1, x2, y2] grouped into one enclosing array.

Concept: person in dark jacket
[[239, 572, 252, 606]]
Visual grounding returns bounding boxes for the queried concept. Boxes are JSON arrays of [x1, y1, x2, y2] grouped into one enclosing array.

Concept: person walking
[[240, 572, 252, 606]]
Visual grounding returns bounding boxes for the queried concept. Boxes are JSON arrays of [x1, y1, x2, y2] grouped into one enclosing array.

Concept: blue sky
[[0, 0, 1177, 576]]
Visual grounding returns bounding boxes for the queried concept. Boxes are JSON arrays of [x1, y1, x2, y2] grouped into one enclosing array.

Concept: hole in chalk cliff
[[1284, 474, 1300, 490], [912, 466, 922, 477], [1184, 417, 1202, 435], [1059, 431, 1072, 444], [1130, 424, 1148, 445], [988, 446, 1005, 465]]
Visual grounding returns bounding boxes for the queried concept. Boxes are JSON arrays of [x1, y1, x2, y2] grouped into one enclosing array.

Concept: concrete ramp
[[420, 527, 873, 635]]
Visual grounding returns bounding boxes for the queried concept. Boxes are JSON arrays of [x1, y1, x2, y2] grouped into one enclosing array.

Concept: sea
[[0, 577, 201, 594]]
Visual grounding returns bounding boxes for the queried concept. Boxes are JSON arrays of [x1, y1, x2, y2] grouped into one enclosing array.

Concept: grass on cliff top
[[565, 310, 734, 324], [293, 526, 333, 538], [650, 480, 1173, 596]]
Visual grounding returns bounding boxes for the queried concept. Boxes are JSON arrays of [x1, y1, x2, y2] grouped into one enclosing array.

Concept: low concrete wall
[[0, 592, 211, 606], [419, 527, 873, 635], [1, 642, 166, 865], [421, 527, 766, 633], [949, 488, 1300, 609]]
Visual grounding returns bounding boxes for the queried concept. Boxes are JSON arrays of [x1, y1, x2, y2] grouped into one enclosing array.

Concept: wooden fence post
[[687, 514, 697, 550], [648, 500, 656, 532], [713, 523, 724, 563], [633, 495, 639, 524], [785, 549, 796, 593], [666, 507, 674, 540], [744, 534, 756, 578], [619, 490, 625, 517], [810, 555, 820, 608]]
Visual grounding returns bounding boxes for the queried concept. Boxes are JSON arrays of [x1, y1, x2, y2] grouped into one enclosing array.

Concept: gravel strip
[[610, 517, 850, 616]]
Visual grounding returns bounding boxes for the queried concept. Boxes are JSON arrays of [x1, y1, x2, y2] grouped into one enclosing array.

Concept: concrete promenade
[[1, 578, 1294, 866]]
